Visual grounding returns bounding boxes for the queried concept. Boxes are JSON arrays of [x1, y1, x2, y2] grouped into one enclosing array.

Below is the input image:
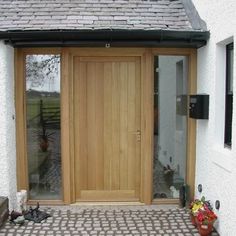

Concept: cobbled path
[[0, 205, 219, 235]]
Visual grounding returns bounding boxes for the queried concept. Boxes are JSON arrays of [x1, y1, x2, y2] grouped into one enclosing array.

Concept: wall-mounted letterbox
[[189, 94, 209, 119]]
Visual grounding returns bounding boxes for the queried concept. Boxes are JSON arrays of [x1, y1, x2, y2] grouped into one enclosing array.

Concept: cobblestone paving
[[0, 205, 219, 236]]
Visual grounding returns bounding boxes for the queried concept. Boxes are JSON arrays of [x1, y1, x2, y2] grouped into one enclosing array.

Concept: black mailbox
[[189, 94, 209, 119]]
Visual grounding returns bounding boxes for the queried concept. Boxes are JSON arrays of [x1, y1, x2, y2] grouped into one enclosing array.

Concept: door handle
[[134, 130, 141, 142]]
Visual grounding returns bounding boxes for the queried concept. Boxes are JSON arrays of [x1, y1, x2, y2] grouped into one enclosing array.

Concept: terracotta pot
[[40, 139, 49, 152], [190, 214, 197, 227], [197, 223, 214, 236]]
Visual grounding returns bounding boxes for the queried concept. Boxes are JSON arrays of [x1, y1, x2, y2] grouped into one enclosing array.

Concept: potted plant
[[189, 197, 205, 226], [189, 197, 217, 235], [196, 206, 217, 236], [36, 127, 54, 152], [163, 164, 174, 187]]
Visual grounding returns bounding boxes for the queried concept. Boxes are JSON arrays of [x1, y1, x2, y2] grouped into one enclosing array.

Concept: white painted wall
[[192, 1, 236, 235], [158, 56, 177, 167], [158, 56, 187, 180], [0, 41, 17, 210]]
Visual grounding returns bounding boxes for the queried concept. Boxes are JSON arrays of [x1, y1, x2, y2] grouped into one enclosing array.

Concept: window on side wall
[[224, 42, 234, 148]]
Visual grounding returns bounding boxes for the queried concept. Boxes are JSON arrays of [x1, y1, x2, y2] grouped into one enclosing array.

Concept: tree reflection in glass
[[26, 55, 62, 200]]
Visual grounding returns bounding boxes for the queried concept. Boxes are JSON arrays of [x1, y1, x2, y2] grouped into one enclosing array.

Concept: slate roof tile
[[0, 0, 206, 32]]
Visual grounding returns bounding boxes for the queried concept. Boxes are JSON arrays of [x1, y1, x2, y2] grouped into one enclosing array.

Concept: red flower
[[196, 208, 217, 225], [197, 212, 204, 222], [190, 197, 217, 226]]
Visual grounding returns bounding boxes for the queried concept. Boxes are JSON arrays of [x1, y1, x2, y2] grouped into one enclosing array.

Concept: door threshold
[[152, 198, 179, 205], [71, 202, 145, 206]]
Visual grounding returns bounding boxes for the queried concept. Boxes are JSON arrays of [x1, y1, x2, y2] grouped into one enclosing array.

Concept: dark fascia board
[[0, 29, 210, 48]]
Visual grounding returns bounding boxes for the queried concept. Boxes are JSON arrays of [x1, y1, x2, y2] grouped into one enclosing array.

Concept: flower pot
[[40, 139, 49, 152], [197, 223, 214, 236], [190, 214, 197, 227]]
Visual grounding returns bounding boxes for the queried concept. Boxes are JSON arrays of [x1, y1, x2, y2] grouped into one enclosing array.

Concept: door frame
[[15, 48, 64, 205], [151, 48, 197, 204], [65, 48, 150, 204], [15, 47, 196, 205]]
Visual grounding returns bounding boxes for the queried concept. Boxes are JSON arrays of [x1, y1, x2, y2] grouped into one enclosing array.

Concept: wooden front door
[[73, 56, 141, 202]]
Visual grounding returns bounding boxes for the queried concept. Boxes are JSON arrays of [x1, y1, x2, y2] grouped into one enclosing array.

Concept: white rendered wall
[[192, 1, 236, 235], [0, 41, 17, 210], [158, 56, 187, 180], [158, 56, 176, 168]]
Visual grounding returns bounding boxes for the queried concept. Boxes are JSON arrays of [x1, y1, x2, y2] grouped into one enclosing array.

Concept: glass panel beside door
[[25, 54, 62, 200], [153, 55, 188, 199]]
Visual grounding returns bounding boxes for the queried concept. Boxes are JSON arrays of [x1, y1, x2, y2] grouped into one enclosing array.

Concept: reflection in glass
[[26, 55, 62, 200], [153, 56, 188, 199]]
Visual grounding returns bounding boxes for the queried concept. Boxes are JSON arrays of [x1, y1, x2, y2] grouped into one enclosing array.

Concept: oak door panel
[[73, 56, 141, 201]]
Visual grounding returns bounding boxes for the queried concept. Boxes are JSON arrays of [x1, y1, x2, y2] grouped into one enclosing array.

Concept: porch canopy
[[0, 0, 209, 48]]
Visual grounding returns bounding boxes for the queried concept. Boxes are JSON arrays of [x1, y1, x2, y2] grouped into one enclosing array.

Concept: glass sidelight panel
[[25, 55, 62, 200], [153, 56, 188, 199]]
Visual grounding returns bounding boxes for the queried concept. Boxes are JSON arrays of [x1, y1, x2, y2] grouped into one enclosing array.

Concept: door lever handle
[[134, 130, 141, 142], [133, 130, 141, 134]]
